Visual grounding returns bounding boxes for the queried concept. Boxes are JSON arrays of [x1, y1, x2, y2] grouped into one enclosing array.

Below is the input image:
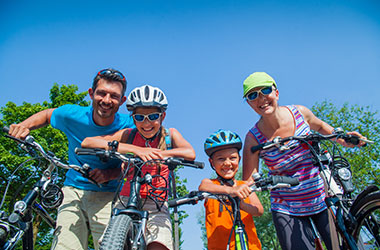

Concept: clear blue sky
[[1, 1, 379, 249]]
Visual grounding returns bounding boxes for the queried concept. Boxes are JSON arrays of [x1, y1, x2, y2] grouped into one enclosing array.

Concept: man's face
[[89, 79, 126, 126]]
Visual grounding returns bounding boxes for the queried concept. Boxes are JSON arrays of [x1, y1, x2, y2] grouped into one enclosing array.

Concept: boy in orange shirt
[[199, 129, 263, 250]]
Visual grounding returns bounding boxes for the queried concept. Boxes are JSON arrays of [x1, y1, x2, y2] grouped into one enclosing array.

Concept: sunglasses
[[246, 86, 273, 101], [133, 113, 161, 122], [97, 69, 126, 81]]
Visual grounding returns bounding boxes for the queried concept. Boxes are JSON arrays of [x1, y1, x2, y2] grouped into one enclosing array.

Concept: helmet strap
[[217, 175, 234, 187]]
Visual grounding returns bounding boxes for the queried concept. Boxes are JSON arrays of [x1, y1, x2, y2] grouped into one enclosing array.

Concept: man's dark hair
[[92, 68, 127, 97]]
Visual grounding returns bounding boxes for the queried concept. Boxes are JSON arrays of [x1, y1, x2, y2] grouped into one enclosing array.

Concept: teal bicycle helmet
[[204, 129, 242, 157]]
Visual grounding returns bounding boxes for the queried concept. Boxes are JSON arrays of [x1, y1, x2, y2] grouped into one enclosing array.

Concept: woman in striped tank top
[[241, 72, 365, 250]]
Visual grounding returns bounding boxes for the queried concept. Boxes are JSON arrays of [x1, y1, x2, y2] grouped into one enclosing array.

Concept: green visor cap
[[243, 72, 277, 97]]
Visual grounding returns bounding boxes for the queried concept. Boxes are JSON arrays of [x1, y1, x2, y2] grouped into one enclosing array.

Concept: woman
[[241, 72, 365, 250]]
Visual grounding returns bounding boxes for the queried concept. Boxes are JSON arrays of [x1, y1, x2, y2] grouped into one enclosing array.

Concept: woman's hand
[[338, 131, 368, 148]]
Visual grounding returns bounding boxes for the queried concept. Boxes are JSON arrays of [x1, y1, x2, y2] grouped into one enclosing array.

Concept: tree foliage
[[0, 83, 89, 249]]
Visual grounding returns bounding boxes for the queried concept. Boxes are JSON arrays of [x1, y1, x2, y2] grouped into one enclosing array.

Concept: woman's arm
[[160, 128, 196, 161], [297, 105, 366, 147], [242, 132, 260, 181]]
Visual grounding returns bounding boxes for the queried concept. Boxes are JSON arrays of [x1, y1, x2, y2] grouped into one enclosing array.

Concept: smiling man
[[8, 68, 134, 250]]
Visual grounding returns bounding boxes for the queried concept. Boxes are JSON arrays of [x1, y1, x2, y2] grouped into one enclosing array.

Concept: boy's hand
[[229, 184, 251, 200]]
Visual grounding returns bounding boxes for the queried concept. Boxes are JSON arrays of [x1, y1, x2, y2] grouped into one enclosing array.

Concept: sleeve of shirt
[[50, 104, 74, 132]]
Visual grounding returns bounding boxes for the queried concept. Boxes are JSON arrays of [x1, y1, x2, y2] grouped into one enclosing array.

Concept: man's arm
[[9, 108, 55, 139]]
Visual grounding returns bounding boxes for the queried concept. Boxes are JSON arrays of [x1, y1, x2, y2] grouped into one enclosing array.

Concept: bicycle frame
[[75, 146, 204, 250]]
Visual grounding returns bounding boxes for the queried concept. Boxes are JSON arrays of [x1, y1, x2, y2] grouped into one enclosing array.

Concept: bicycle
[[0, 126, 98, 250], [250, 128, 378, 250], [75, 144, 204, 250], [168, 174, 299, 250]]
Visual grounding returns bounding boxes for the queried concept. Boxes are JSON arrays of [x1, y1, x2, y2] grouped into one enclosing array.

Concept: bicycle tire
[[350, 190, 380, 249], [100, 214, 139, 250]]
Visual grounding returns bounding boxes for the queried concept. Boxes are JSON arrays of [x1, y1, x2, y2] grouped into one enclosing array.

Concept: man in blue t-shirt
[[8, 68, 134, 250]]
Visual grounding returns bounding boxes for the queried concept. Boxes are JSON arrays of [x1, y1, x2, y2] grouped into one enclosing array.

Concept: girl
[[82, 85, 196, 250], [241, 72, 366, 250]]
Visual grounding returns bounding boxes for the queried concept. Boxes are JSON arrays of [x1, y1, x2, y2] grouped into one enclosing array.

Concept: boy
[[199, 129, 263, 250]]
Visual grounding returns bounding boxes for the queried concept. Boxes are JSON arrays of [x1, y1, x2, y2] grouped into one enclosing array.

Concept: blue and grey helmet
[[204, 129, 242, 157]]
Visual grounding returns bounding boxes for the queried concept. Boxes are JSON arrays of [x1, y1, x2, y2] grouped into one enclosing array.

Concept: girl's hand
[[134, 147, 164, 161]]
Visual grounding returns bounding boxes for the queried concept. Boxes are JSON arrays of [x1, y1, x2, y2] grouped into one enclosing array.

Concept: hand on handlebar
[[338, 131, 368, 148], [133, 147, 164, 162], [7, 124, 31, 140], [228, 183, 252, 200]]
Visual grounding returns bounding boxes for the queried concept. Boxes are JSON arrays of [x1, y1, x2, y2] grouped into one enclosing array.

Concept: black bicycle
[[75, 144, 204, 250], [250, 128, 378, 250], [0, 126, 97, 250], [168, 174, 299, 250]]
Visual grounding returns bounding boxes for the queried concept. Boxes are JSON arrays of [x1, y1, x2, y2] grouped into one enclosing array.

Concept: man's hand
[[89, 168, 121, 184], [9, 124, 30, 140]]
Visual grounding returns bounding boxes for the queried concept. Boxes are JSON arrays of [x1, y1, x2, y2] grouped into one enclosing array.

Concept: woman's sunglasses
[[246, 86, 273, 101], [133, 113, 161, 122]]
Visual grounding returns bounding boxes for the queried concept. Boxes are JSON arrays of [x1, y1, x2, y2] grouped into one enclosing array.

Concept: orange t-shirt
[[204, 179, 262, 250]]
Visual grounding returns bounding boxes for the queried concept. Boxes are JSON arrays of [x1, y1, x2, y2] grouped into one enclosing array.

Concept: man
[[8, 68, 134, 250]]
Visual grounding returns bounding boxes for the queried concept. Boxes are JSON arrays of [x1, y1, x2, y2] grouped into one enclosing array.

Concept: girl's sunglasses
[[246, 86, 273, 101], [133, 113, 161, 122]]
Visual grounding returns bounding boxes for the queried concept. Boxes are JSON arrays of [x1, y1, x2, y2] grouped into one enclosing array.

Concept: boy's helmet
[[204, 129, 242, 157], [126, 85, 168, 111]]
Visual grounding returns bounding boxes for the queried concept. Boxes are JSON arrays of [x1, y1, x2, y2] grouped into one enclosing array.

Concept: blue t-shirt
[[50, 104, 134, 192]]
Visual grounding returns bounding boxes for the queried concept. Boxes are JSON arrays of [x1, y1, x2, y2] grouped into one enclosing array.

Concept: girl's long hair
[[157, 126, 168, 151]]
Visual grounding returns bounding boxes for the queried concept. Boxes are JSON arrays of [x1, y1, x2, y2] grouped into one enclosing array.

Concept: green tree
[[0, 83, 89, 249]]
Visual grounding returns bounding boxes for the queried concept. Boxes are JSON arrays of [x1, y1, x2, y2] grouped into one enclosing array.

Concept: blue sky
[[1, 1, 379, 249]]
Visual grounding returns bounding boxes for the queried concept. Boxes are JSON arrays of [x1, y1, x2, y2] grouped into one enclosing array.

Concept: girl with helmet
[[82, 85, 195, 250], [199, 129, 263, 250], [241, 72, 366, 250]]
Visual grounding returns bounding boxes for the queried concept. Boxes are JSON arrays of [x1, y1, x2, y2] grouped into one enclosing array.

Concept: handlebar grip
[[182, 159, 205, 169], [168, 191, 201, 207], [272, 176, 300, 186], [75, 147, 100, 155], [166, 158, 205, 169], [2, 126, 9, 133], [343, 134, 360, 145]]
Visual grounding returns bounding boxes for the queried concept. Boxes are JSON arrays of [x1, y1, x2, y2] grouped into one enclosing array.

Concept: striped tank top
[[249, 105, 326, 216]]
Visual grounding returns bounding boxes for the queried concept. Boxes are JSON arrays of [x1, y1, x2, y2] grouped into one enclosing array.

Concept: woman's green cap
[[243, 72, 277, 97]]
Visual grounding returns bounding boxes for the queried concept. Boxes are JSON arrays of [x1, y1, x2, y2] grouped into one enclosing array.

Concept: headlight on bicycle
[[337, 168, 352, 181]]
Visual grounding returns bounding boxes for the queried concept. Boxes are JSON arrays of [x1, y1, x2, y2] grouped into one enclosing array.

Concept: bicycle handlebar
[[168, 175, 299, 207], [2, 126, 99, 187], [75, 147, 205, 170], [251, 129, 374, 154]]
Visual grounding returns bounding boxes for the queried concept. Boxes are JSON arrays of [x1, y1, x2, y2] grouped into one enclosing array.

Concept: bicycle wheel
[[100, 214, 140, 250], [350, 190, 380, 249]]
